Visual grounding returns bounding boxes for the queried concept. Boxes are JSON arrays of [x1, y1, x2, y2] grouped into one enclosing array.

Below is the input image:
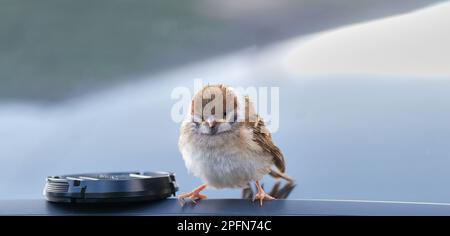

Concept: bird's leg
[[253, 181, 275, 206], [178, 184, 208, 206]]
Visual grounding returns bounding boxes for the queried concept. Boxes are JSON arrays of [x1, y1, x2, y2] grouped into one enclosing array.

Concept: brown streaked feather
[[269, 168, 294, 183], [250, 116, 286, 173]]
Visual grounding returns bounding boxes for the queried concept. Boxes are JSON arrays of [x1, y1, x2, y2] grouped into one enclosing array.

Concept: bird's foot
[[178, 191, 207, 206], [253, 181, 275, 206], [253, 190, 275, 206], [178, 184, 208, 206]]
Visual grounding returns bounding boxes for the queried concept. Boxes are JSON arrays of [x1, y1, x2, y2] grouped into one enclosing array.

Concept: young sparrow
[[178, 84, 292, 206]]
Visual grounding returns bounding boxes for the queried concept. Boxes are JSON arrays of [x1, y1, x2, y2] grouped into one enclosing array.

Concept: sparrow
[[178, 84, 293, 206]]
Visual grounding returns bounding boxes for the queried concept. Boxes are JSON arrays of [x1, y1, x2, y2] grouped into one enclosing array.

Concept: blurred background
[[1, 0, 450, 202]]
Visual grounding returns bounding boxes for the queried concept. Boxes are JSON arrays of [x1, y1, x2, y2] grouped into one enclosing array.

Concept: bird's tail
[[269, 168, 294, 184]]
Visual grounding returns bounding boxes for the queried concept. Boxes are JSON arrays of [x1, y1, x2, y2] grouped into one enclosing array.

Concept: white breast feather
[[180, 126, 273, 189]]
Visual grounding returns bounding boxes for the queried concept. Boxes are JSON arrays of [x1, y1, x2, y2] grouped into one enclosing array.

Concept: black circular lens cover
[[44, 171, 178, 203]]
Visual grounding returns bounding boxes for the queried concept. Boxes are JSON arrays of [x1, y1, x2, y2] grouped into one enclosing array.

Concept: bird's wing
[[251, 116, 286, 173]]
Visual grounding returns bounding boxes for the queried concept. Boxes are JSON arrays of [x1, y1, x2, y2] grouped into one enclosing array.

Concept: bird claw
[[253, 191, 275, 206], [178, 191, 207, 206], [178, 197, 185, 206]]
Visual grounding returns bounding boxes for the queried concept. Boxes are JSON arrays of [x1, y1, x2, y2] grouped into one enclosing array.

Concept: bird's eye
[[192, 116, 202, 124], [192, 120, 200, 128]]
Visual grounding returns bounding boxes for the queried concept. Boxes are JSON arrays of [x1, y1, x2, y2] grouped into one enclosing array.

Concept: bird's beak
[[206, 118, 217, 128]]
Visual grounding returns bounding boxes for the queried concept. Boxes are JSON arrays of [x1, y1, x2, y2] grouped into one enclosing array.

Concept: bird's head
[[187, 84, 256, 135]]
